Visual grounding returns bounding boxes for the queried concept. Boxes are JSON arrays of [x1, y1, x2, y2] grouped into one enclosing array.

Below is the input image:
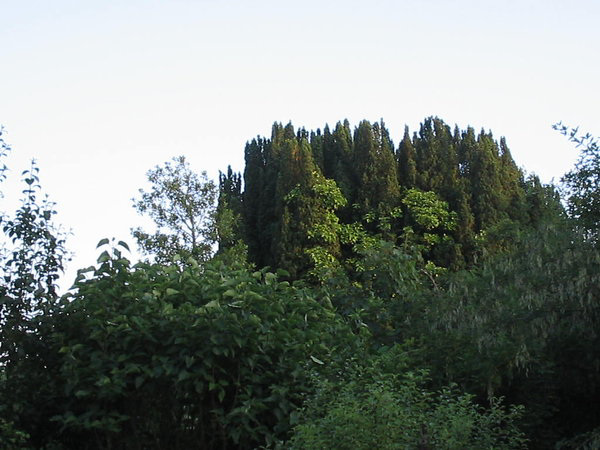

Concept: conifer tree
[[414, 117, 456, 196], [310, 129, 325, 172], [353, 120, 400, 217], [322, 121, 354, 204], [470, 130, 505, 230], [243, 138, 267, 265], [498, 137, 527, 222], [274, 134, 320, 276], [455, 126, 479, 244], [397, 125, 417, 188], [216, 166, 244, 253], [373, 119, 400, 207]]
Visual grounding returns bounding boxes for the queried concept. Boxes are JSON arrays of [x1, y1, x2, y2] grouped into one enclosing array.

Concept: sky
[[1, 0, 599, 290]]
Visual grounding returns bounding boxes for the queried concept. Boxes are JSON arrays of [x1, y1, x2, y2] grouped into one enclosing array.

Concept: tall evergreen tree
[[470, 130, 506, 230], [310, 129, 325, 172], [322, 120, 354, 204], [274, 133, 320, 276], [498, 137, 527, 222], [413, 117, 457, 196], [217, 166, 243, 253], [353, 120, 400, 217], [243, 137, 267, 266], [397, 125, 417, 188]]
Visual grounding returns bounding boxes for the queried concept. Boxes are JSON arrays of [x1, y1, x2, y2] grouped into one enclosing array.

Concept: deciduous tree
[[132, 156, 217, 264]]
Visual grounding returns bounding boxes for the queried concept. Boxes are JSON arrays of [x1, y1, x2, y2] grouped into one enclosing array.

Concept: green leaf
[[97, 250, 110, 263], [276, 268, 290, 278], [178, 370, 191, 382], [265, 272, 277, 285], [245, 291, 265, 301], [96, 238, 110, 248], [204, 300, 220, 309], [310, 355, 325, 365], [117, 240, 130, 251], [97, 375, 111, 386], [228, 301, 244, 308]]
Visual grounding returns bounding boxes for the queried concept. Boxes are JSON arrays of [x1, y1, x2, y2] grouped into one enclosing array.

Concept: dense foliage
[[241, 118, 546, 275], [45, 245, 364, 449], [1, 119, 599, 449], [288, 346, 527, 449]]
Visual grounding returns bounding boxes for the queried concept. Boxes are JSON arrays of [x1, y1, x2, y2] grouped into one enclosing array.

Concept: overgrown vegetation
[[1, 119, 598, 449]]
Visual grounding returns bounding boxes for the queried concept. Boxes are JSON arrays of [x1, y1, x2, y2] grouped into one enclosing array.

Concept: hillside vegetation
[[1, 119, 598, 449]]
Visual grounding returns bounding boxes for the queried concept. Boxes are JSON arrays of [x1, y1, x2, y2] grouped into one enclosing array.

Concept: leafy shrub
[[43, 243, 362, 449], [0, 418, 31, 449], [287, 345, 527, 449]]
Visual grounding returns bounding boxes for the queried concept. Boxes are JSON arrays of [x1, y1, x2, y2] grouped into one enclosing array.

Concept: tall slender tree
[[216, 166, 244, 253], [353, 120, 400, 217], [397, 125, 417, 188], [132, 156, 217, 264]]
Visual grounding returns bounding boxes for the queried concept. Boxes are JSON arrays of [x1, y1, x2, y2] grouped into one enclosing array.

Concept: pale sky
[[1, 0, 599, 290]]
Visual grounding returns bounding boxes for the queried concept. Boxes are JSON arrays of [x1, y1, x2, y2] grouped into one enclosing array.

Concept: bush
[[33, 243, 363, 449], [288, 346, 527, 449], [0, 418, 31, 449]]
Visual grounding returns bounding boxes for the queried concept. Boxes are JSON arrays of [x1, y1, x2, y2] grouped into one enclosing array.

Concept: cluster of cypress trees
[[222, 117, 558, 276]]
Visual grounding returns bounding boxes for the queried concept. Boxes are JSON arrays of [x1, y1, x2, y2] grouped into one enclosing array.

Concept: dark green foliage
[[242, 136, 269, 267], [216, 165, 245, 255], [400, 188, 458, 266], [288, 345, 527, 449], [280, 173, 348, 281], [309, 128, 325, 172], [397, 125, 417, 188], [9, 243, 360, 449], [322, 120, 355, 204], [241, 117, 548, 274], [352, 120, 400, 217], [557, 427, 600, 449], [242, 128, 284, 269], [0, 418, 31, 449], [0, 161, 67, 324], [414, 117, 457, 196], [4, 118, 595, 449], [0, 145, 68, 449], [524, 174, 564, 227], [273, 128, 320, 277], [328, 239, 427, 345], [420, 222, 600, 447]]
